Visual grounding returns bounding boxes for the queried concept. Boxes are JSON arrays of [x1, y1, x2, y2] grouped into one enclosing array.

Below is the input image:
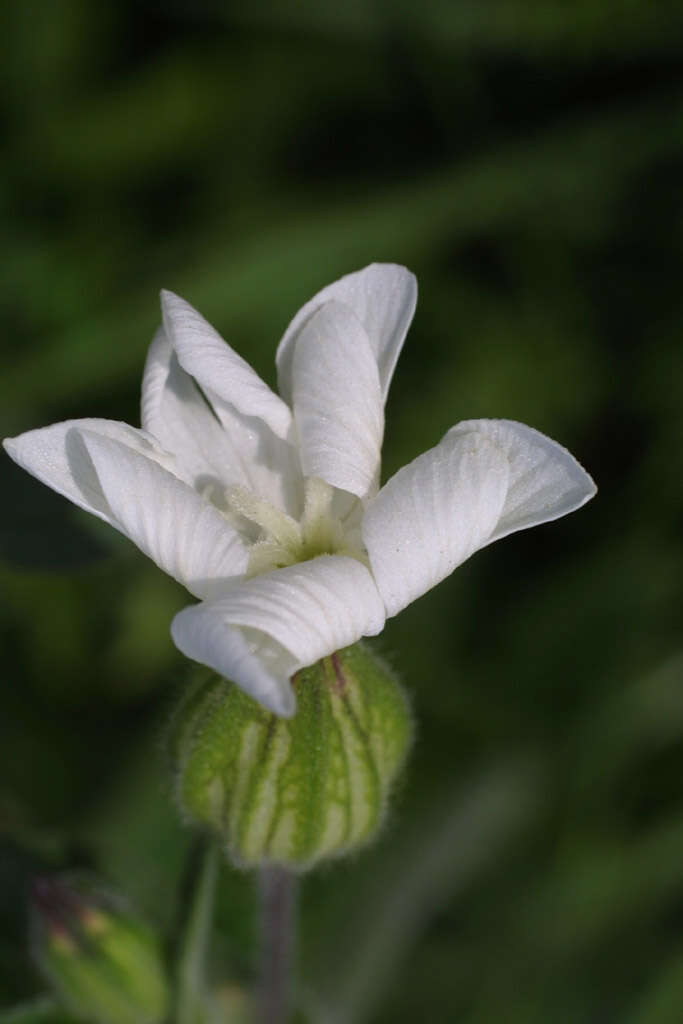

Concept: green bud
[[31, 877, 169, 1024], [170, 642, 413, 870]]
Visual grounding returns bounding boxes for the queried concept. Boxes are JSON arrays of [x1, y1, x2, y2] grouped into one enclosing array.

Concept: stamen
[[226, 486, 302, 549], [301, 476, 335, 528]]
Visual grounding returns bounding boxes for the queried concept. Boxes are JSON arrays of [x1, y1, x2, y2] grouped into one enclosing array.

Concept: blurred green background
[[1, 1, 683, 1021]]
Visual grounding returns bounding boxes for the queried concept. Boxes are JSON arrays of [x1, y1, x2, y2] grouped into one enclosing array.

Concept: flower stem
[[258, 865, 297, 1024], [176, 837, 219, 1024]]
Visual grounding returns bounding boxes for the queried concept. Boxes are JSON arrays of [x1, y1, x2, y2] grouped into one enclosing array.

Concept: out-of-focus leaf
[[626, 947, 683, 1024], [0, 461, 108, 570], [574, 653, 683, 800], [217, 0, 683, 55], [2, 91, 682, 426], [0, 999, 78, 1024], [302, 761, 539, 1024]]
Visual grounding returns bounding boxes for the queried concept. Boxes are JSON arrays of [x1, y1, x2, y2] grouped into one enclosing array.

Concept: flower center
[[225, 477, 367, 577]]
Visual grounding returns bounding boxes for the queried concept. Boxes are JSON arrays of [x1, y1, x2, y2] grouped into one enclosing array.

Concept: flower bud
[[170, 642, 412, 870], [31, 876, 169, 1024]]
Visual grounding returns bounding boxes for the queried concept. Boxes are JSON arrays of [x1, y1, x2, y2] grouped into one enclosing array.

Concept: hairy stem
[[258, 865, 297, 1024], [176, 838, 219, 1024]]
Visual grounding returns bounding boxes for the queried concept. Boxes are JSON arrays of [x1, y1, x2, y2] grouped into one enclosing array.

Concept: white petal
[[4, 418, 247, 597], [76, 428, 248, 599], [363, 429, 510, 617], [142, 327, 248, 490], [161, 290, 292, 439], [171, 555, 386, 716], [276, 263, 417, 404], [142, 327, 299, 511], [173, 615, 298, 716], [160, 292, 303, 515], [4, 418, 182, 519], [363, 419, 596, 618], [452, 419, 597, 542], [292, 301, 383, 499]]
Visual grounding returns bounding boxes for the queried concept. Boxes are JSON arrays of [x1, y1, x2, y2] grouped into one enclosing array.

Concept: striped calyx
[[31, 877, 169, 1024], [170, 643, 413, 870]]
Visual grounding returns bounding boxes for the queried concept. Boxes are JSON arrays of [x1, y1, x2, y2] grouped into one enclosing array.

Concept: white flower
[[3, 265, 596, 716]]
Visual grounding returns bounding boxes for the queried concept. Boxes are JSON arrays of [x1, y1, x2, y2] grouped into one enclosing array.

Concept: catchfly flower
[[4, 265, 595, 716]]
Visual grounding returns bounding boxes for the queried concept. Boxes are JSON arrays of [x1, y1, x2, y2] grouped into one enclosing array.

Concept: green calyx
[[170, 643, 413, 871]]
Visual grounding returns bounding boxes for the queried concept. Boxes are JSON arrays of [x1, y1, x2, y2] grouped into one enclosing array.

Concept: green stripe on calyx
[[171, 643, 413, 870]]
